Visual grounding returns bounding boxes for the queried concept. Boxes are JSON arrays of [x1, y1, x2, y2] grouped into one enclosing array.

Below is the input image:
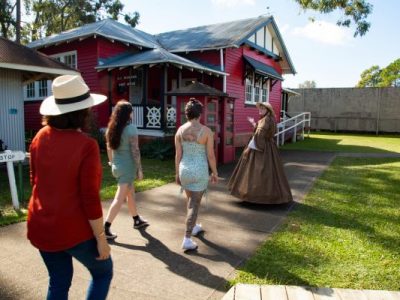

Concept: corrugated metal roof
[[156, 16, 271, 52], [244, 55, 283, 80], [0, 37, 77, 75], [96, 48, 228, 76], [28, 19, 160, 50]]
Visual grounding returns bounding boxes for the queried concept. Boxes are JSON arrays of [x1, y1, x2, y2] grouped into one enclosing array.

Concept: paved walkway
[[0, 150, 340, 299]]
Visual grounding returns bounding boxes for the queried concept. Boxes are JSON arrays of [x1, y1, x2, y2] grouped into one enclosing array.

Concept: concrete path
[[0, 150, 335, 300]]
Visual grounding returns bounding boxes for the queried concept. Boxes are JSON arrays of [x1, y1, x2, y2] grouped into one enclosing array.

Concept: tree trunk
[[15, 0, 20, 43]]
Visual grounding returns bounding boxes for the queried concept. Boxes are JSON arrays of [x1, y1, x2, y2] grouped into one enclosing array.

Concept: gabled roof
[[156, 15, 295, 75], [156, 16, 271, 52], [166, 82, 228, 96], [28, 19, 160, 50], [96, 48, 228, 77], [0, 37, 78, 76]]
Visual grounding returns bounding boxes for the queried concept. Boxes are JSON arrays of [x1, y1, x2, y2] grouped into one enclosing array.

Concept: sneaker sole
[[106, 235, 117, 240], [134, 223, 149, 229], [192, 229, 205, 237], [183, 245, 198, 252]]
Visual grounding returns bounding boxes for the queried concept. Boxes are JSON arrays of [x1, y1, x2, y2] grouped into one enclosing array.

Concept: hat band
[[55, 92, 90, 105]]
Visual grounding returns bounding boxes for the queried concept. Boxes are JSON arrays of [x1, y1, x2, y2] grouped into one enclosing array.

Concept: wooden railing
[[275, 112, 311, 146]]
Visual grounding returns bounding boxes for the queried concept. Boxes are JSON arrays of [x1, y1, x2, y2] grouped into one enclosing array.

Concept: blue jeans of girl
[[39, 238, 113, 300]]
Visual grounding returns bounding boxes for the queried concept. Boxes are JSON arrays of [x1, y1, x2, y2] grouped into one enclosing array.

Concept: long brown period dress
[[228, 114, 293, 204]]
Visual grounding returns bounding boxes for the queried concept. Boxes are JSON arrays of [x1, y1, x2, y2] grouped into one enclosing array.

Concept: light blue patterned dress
[[179, 129, 209, 192], [111, 124, 138, 184]]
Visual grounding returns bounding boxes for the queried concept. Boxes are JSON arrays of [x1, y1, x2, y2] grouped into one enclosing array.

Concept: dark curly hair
[[185, 98, 203, 120], [105, 100, 133, 150], [42, 108, 91, 130]]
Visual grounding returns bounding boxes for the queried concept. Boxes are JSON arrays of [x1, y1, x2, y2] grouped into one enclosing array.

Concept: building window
[[51, 51, 77, 69], [38, 80, 48, 97], [245, 72, 270, 104], [26, 82, 35, 99], [24, 80, 51, 101]]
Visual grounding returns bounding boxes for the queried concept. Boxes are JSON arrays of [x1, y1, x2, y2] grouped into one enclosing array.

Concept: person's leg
[[105, 183, 129, 223], [127, 184, 149, 228], [126, 183, 138, 216], [39, 250, 73, 300], [185, 190, 204, 238], [104, 183, 130, 238], [67, 239, 113, 300]]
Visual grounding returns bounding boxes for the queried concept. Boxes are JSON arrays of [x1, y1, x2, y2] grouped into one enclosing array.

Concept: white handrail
[[275, 112, 311, 146]]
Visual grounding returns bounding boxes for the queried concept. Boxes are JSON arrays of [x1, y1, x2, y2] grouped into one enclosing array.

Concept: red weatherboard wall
[[225, 46, 282, 144], [36, 37, 132, 126]]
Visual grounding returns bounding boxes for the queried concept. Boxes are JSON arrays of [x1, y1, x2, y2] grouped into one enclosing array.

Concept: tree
[[299, 80, 317, 88], [1, 0, 140, 42], [28, 0, 139, 41], [356, 65, 381, 87], [357, 59, 400, 87], [293, 0, 373, 37], [380, 59, 400, 87], [0, 0, 17, 39]]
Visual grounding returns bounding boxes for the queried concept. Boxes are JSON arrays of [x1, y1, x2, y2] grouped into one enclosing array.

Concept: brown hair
[[106, 100, 133, 150], [42, 108, 91, 130], [185, 98, 203, 120]]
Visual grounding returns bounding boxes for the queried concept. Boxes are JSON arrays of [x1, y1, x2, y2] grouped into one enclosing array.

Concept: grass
[[0, 153, 174, 226], [231, 157, 400, 290], [281, 132, 400, 153]]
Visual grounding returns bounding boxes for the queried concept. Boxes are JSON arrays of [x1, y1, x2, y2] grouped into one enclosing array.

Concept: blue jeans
[[40, 238, 113, 300]]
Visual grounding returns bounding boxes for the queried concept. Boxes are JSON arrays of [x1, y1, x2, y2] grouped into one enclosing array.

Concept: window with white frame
[[51, 51, 77, 69], [24, 80, 52, 101], [38, 79, 48, 97], [244, 71, 270, 105]]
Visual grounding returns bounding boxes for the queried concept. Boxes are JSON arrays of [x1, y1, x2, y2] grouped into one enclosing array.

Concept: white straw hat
[[40, 75, 107, 115]]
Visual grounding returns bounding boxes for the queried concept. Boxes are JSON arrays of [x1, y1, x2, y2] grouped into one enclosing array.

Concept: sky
[[120, 0, 400, 88]]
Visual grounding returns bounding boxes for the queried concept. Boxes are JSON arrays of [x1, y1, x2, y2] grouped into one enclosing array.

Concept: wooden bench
[[222, 284, 400, 300]]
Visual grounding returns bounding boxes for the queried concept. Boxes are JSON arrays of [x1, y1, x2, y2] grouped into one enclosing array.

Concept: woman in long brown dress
[[228, 102, 293, 204]]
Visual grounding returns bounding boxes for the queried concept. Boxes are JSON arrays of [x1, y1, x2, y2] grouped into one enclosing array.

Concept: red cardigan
[[27, 126, 103, 252]]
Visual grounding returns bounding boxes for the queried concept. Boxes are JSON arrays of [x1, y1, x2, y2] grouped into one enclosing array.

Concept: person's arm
[[129, 134, 143, 181], [106, 143, 113, 166], [174, 129, 182, 185], [89, 217, 111, 260], [206, 129, 218, 184], [80, 140, 110, 259]]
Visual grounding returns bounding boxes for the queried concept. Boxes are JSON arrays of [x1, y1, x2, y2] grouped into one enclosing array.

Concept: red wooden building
[[26, 16, 296, 163]]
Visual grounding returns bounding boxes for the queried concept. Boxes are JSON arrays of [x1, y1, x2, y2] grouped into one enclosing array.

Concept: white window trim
[[23, 80, 52, 101], [50, 50, 78, 69], [244, 71, 270, 105]]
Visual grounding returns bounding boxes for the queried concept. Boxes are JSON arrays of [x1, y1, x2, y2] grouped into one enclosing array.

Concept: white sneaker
[[191, 224, 204, 236], [181, 237, 198, 251]]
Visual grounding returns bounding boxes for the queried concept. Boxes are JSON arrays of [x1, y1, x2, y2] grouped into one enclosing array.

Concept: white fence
[[275, 112, 311, 146]]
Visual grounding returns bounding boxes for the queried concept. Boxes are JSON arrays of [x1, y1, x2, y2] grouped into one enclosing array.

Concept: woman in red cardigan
[[27, 75, 113, 300]]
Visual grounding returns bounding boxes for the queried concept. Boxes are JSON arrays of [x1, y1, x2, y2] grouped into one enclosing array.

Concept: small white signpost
[[0, 150, 26, 209]]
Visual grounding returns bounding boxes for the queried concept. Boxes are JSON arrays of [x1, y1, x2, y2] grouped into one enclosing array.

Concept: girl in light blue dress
[[175, 98, 219, 251], [104, 100, 148, 240]]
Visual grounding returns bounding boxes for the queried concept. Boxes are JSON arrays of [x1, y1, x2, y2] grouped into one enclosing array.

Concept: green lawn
[[281, 132, 400, 153], [0, 153, 174, 226], [231, 157, 400, 290]]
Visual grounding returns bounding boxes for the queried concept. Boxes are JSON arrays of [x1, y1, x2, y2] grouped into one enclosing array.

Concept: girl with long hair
[[104, 100, 148, 239]]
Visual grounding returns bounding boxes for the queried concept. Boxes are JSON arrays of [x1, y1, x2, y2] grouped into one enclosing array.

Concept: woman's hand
[[137, 169, 143, 181], [247, 116, 256, 128], [175, 174, 181, 185], [210, 173, 218, 184], [95, 234, 111, 260]]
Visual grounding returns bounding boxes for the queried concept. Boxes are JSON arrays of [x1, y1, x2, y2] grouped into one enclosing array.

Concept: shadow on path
[[110, 228, 228, 292]]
